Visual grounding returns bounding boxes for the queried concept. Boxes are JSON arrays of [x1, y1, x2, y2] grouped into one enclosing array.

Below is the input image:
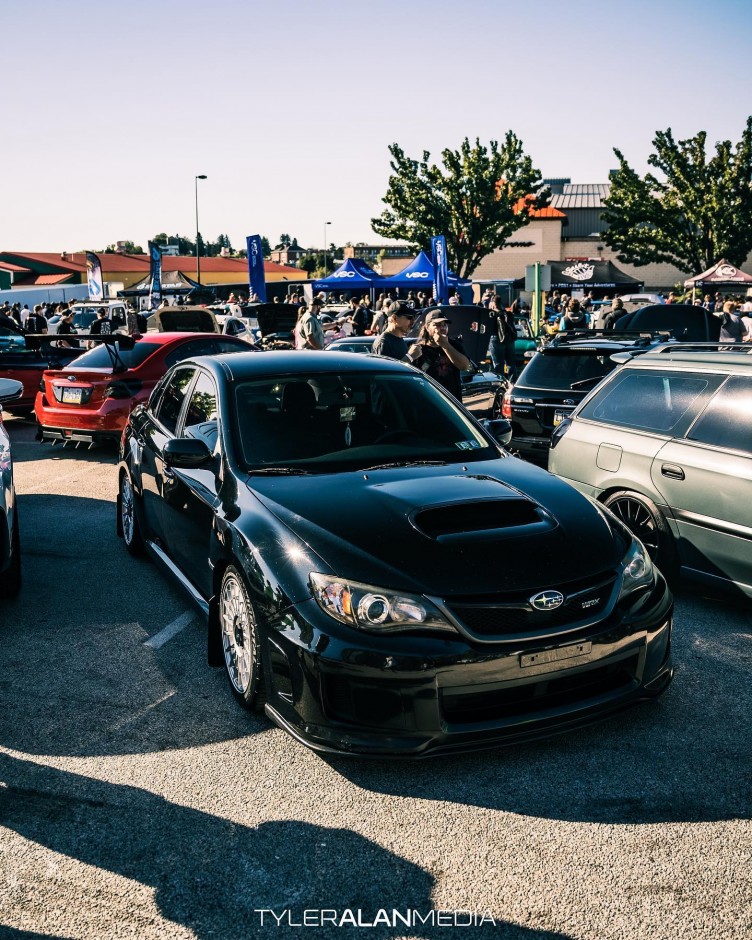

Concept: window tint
[[69, 340, 160, 369], [687, 376, 752, 454], [181, 371, 219, 450], [232, 371, 493, 472], [155, 368, 195, 434], [163, 337, 245, 368], [522, 351, 617, 390], [580, 370, 714, 433]]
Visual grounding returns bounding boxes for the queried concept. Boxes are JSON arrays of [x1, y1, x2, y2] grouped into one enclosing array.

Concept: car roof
[[195, 349, 413, 380], [622, 343, 752, 371], [134, 332, 233, 345]]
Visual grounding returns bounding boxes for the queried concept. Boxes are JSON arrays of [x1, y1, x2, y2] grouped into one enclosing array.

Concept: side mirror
[[482, 418, 512, 447], [163, 437, 214, 469], [0, 379, 23, 405]]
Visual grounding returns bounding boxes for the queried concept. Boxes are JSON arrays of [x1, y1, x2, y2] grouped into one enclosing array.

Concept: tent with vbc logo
[[312, 258, 387, 293], [383, 250, 470, 291]]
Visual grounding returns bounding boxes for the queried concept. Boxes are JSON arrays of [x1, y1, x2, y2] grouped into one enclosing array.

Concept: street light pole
[[195, 174, 207, 285], [324, 221, 332, 277]]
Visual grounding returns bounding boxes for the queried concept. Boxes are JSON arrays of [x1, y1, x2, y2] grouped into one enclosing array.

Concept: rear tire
[[119, 472, 145, 556], [603, 490, 678, 581], [0, 510, 21, 599], [219, 565, 262, 710]]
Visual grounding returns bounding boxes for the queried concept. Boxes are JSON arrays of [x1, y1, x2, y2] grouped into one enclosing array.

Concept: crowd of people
[[0, 299, 147, 348]]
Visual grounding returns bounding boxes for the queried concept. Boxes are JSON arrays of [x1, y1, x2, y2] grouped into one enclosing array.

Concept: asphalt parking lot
[[1, 415, 750, 940]]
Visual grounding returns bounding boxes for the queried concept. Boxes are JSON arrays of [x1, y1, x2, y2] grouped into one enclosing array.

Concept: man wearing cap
[[407, 309, 471, 399], [296, 299, 325, 350], [371, 303, 416, 360], [56, 309, 80, 348]]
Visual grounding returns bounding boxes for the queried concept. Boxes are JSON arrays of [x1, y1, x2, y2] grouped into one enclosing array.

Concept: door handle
[[661, 463, 685, 481]]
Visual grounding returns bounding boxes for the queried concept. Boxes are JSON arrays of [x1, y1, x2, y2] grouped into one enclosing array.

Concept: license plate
[[520, 641, 592, 668], [61, 387, 83, 404]]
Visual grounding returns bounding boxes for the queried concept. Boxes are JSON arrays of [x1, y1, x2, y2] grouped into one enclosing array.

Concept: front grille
[[448, 574, 616, 642], [441, 654, 639, 725]]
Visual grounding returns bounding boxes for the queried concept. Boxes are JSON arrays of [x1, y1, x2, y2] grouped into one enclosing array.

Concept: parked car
[[47, 300, 130, 335], [503, 330, 669, 465], [0, 320, 90, 414], [549, 343, 752, 597], [326, 334, 507, 421], [117, 350, 673, 756], [0, 379, 23, 598], [613, 304, 720, 340], [35, 332, 251, 445], [147, 306, 219, 334]]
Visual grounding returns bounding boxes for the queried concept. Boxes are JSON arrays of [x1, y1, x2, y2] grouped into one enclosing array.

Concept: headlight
[[617, 539, 654, 600], [310, 573, 456, 634]]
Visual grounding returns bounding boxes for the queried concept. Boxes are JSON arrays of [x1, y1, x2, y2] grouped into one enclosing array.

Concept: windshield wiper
[[248, 467, 313, 475], [570, 377, 604, 389], [360, 460, 448, 471]]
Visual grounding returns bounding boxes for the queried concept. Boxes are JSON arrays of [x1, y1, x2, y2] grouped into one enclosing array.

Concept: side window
[[164, 340, 203, 369], [154, 368, 195, 434], [687, 376, 752, 455], [181, 371, 219, 450], [581, 370, 716, 433]]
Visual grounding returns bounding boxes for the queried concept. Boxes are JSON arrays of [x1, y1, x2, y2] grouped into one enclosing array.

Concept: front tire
[[603, 490, 678, 580], [119, 471, 144, 556], [219, 565, 262, 709], [0, 510, 21, 599]]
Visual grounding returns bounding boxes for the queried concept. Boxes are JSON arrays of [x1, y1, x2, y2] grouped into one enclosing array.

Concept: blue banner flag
[[148, 242, 162, 309], [85, 251, 104, 301], [431, 235, 448, 304], [246, 235, 267, 302]]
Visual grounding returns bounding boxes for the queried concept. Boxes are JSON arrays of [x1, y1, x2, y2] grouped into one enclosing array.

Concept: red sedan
[[35, 332, 253, 445]]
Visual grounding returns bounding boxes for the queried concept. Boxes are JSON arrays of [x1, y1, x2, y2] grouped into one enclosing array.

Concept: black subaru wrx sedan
[[117, 351, 673, 757]]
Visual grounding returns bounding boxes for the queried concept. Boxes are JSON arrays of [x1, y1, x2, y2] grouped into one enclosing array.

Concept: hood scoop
[[413, 498, 556, 544]]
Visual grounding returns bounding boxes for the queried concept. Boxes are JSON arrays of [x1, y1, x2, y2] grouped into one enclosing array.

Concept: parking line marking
[[144, 611, 195, 649], [108, 690, 177, 732]]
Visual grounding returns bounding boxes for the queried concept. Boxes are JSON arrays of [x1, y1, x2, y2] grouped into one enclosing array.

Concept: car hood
[[246, 459, 624, 596]]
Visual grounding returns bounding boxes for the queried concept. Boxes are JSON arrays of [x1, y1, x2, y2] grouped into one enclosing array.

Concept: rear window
[[580, 369, 720, 433], [68, 340, 160, 369], [521, 350, 617, 390]]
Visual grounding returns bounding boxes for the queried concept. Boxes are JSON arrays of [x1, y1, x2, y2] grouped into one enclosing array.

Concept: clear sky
[[4, 0, 751, 254]]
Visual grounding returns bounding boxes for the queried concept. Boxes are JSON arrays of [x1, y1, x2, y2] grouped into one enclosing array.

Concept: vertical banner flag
[[431, 235, 449, 304], [246, 234, 267, 302], [148, 242, 162, 309], [85, 252, 104, 301]]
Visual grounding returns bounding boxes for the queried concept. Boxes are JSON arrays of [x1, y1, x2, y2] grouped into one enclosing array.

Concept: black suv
[[502, 330, 668, 465]]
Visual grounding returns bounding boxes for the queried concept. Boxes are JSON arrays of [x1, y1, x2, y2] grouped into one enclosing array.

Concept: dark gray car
[[548, 343, 752, 597]]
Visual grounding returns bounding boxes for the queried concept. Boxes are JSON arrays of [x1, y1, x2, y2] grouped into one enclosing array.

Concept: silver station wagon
[[549, 344, 752, 598]]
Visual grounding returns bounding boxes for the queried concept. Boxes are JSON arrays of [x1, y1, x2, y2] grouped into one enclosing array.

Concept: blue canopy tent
[[312, 258, 387, 294], [382, 250, 471, 299]]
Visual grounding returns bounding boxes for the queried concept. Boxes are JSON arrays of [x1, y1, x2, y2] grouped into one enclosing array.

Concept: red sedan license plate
[[61, 387, 83, 404]]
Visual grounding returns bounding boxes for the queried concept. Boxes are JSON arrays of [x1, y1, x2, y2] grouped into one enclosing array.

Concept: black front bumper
[[261, 577, 674, 758]]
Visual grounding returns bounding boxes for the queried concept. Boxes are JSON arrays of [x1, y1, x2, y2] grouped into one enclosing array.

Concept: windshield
[[67, 340, 160, 370], [522, 350, 617, 390], [233, 371, 495, 472]]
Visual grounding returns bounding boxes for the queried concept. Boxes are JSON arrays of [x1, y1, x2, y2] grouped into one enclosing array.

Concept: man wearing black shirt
[[407, 309, 471, 400], [371, 304, 416, 360], [351, 299, 371, 337]]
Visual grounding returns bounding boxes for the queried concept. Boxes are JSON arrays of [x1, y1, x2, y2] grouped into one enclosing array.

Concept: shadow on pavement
[[329, 592, 751, 827], [1, 494, 265, 758], [0, 754, 571, 940]]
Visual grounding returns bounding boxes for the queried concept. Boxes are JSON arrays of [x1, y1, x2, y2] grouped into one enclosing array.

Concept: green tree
[[371, 135, 548, 278], [104, 240, 143, 254], [298, 253, 318, 276], [603, 118, 752, 275], [275, 234, 292, 249], [151, 233, 195, 254]]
